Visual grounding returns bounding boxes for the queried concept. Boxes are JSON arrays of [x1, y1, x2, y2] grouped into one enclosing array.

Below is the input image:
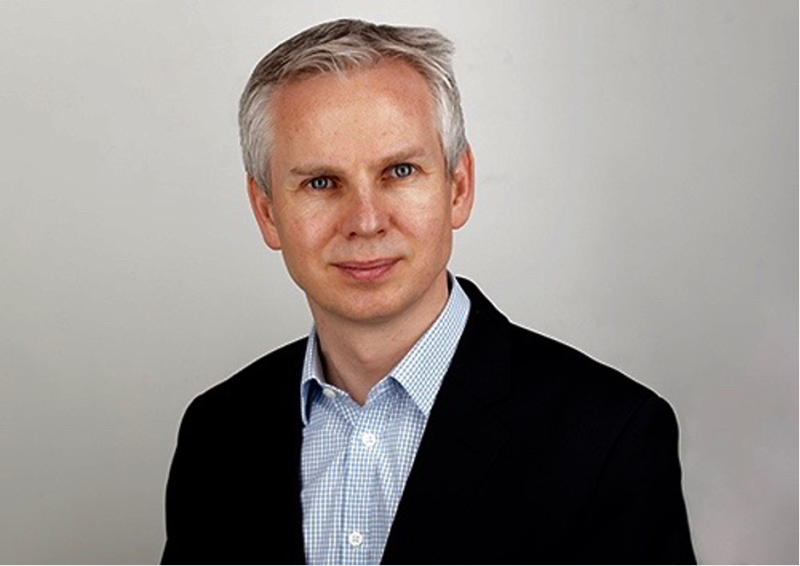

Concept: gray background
[[1, 1, 796, 563]]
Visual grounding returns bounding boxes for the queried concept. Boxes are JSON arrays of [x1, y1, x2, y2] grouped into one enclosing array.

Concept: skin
[[248, 59, 475, 405]]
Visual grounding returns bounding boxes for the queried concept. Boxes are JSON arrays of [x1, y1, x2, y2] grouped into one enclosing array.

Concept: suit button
[[360, 432, 377, 448], [348, 530, 364, 547]]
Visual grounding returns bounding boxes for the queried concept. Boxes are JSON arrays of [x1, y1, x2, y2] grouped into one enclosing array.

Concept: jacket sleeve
[[161, 398, 208, 565], [574, 395, 697, 564]]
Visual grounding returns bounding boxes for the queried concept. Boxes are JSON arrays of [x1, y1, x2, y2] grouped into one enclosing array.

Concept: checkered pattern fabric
[[299, 276, 471, 565]]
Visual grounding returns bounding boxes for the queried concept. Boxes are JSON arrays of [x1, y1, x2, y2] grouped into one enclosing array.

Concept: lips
[[333, 258, 399, 282]]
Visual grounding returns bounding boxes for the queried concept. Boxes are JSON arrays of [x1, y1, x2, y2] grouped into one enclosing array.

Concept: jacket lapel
[[381, 278, 513, 564]]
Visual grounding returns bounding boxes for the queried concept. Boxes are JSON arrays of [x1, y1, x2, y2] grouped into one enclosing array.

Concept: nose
[[341, 184, 388, 239]]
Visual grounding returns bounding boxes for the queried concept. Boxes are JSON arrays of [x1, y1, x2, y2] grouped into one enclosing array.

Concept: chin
[[331, 299, 404, 324], [304, 285, 403, 323]]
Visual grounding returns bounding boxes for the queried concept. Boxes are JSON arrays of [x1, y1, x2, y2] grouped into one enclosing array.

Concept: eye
[[389, 163, 415, 179], [307, 177, 334, 190]]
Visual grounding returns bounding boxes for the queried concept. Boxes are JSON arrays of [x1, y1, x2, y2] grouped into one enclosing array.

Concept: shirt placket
[[339, 385, 391, 565]]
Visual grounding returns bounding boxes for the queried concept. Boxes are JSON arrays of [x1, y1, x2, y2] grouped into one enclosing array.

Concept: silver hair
[[238, 19, 468, 197]]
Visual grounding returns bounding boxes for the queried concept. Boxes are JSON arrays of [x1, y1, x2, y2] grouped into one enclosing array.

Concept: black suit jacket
[[162, 278, 695, 564]]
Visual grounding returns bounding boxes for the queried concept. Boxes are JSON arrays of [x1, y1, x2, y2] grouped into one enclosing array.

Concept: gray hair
[[238, 19, 467, 197]]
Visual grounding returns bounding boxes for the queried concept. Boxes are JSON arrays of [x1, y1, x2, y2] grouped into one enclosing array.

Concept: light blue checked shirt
[[299, 276, 471, 565]]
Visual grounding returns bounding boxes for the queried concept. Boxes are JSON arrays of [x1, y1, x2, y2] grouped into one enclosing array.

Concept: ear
[[247, 177, 282, 250], [450, 145, 475, 230]]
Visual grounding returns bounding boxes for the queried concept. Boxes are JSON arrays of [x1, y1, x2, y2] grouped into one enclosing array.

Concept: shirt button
[[348, 530, 364, 547], [360, 432, 377, 448], [322, 387, 336, 400]]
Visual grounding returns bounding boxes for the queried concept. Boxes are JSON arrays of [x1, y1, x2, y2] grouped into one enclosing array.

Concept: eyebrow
[[287, 147, 430, 178]]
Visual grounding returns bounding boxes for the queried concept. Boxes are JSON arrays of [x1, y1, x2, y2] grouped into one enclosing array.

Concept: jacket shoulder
[[513, 323, 653, 392], [187, 336, 307, 416], [506, 322, 664, 431], [457, 276, 663, 424]]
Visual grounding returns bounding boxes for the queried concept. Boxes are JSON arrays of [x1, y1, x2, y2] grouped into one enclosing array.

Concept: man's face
[[249, 59, 474, 327]]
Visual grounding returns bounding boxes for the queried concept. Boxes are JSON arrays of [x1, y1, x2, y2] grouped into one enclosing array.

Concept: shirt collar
[[299, 274, 471, 425]]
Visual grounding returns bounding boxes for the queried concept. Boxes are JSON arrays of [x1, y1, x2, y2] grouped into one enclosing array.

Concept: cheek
[[279, 207, 336, 257], [395, 183, 451, 228], [295, 217, 325, 243]]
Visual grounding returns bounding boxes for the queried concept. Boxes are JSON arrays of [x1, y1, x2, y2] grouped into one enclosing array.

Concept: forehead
[[268, 59, 439, 156]]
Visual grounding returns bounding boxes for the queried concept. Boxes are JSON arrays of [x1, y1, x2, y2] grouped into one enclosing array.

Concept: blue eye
[[308, 177, 333, 190], [390, 164, 415, 178]]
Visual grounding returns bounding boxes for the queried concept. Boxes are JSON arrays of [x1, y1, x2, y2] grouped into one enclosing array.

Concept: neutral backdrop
[[1, 1, 796, 564]]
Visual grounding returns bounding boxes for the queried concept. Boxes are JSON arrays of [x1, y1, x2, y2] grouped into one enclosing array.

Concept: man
[[162, 19, 695, 565]]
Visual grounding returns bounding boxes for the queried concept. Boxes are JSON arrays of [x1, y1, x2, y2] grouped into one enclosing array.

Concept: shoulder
[[456, 276, 669, 428], [505, 321, 675, 445], [184, 336, 307, 421], [510, 322, 653, 400]]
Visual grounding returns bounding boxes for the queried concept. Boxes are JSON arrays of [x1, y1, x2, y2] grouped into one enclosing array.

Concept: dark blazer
[[162, 278, 695, 564]]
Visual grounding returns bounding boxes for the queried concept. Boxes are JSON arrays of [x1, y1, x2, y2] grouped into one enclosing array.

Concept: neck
[[311, 273, 450, 406]]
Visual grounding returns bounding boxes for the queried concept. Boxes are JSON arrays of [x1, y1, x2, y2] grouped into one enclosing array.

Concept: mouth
[[333, 258, 400, 282]]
